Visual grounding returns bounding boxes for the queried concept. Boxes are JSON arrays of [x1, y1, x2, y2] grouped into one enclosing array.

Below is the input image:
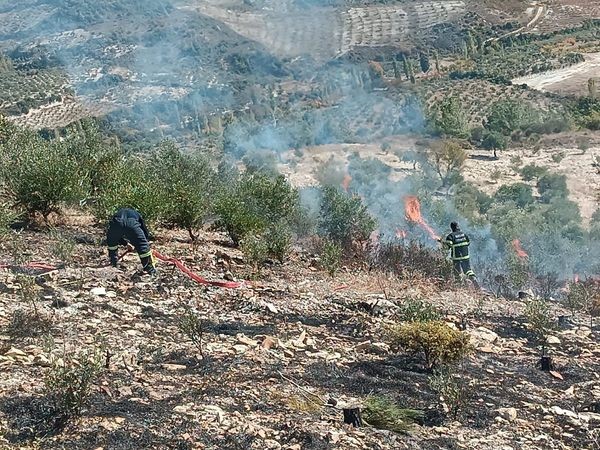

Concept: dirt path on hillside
[[513, 52, 600, 95]]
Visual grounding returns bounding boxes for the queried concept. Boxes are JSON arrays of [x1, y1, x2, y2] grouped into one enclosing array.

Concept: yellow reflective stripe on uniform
[[138, 251, 152, 258], [466, 270, 475, 276], [451, 242, 469, 247], [452, 255, 470, 261], [108, 246, 119, 251]]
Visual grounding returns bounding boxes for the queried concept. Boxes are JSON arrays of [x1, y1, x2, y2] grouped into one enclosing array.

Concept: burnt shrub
[[371, 241, 453, 283]]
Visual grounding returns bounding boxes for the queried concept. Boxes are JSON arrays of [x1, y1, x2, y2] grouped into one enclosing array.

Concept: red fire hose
[[119, 248, 243, 289]]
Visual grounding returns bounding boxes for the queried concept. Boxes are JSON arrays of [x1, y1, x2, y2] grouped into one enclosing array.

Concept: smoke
[[2, 0, 598, 284]]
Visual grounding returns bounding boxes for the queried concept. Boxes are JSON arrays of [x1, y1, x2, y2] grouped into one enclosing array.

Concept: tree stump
[[343, 407, 362, 427], [540, 356, 552, 371]]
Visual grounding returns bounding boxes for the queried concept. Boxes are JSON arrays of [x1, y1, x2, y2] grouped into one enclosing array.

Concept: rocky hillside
[[0, 217, 599, 449]]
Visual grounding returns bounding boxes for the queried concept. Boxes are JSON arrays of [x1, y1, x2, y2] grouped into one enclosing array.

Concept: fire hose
[[119, 248, 243, 289]]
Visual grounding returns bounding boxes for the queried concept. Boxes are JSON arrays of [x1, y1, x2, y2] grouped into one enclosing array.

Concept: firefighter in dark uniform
[[440, 221, 478, 288], [106, 208, 156, 275]]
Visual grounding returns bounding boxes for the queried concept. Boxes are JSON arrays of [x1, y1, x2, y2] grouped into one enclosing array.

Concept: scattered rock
[[470, 326, 499, 344], [546, 336, 561, 345], [162, 363, 187, 371], [90, 287, 107, 297], [497, 407, 518, 422], [261, 336, 277, 350], [237, 335, 258, 346]]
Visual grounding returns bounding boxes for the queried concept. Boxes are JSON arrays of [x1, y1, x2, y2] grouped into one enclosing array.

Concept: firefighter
[[106, 208, 157, 275], [440, 221, 479, 288]]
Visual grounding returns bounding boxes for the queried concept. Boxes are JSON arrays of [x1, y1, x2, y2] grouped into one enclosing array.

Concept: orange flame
[[395, 229, 407, 239], [403, 196, 439, 240], [341, 173, 352, 193], [512, 239, 529, 259]]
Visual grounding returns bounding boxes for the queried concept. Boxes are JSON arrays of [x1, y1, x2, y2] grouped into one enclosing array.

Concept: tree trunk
[[343, 407, 362, 427]]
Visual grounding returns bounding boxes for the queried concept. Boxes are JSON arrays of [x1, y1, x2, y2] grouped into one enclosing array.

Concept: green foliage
[[399, 298, 441, 323], [318, 186, 376, 248], [388, 321, 472, 370], [551, 151, 565, 163], [524, 297, 556, 352], [537, 173, 568, 203], [320, 239, 342, 277], [148, 142, 216, 240], [429, 368, 468, 419], [215, 172, 298, 245], [178, 307, 204, 357], [241, 233, 269, 270], [494, 183, 534, 208], [0, 202, 17, 240], [564, 281, 600, 326], [48, 228, 76, 263], [429, 140, 467, 187], [481, 130, 508, 155], [520, 164, 548, 181], [430, 96, 470, 139], [44, 346, 104, 429], [486, 99, 537, 136], [362, 396, 423, 433], [93, 155, 163, 224], [266, 220, 292, 263], [0, 129, 87, 219]]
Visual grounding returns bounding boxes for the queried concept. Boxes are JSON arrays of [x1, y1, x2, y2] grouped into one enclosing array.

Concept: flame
[[341, 173, 352, 193], [512, 239, 529, 259], [395, 229, 407, 239], [403, 196, 439, 240]]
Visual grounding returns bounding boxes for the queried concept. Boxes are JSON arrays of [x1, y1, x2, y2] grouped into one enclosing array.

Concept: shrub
[[362, 396, 423, 433], [372, 241, 453, 283], [215, 172, 298, 245], [241, 233, 269, 270], [524, 297, 556, 356], [429, 96, 470, 139], [486, 99, 537, 136], [494, 183, 534, 208], [565, 280, 600, 327], [399, 298, 441, 322], [266, 220, 292, 263], [318, 186, 376, 248], [48, 228, 76, 263], [149, 142, 216, 240], [5, 308, 53, 341], [0, 129, 87, 220], [429, 140, 467, 187], [178, 307, 204, 358], [537, 173, 568, 203], [520, 164, 548, 181], [551, 151, 565, 163], [0, 202, 17, 240], [93, 155, 163, 224], [320, 239, 342, 277], [388, 321, 472, 370], [429, 368, 468, 419], [481, 130, 508, 157], [44, 346, 104, 430]]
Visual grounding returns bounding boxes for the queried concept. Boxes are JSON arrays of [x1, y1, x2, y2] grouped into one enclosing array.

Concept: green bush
[[486, 99, 538, 136], [494, 183, 534, 208], [0, 129, 87, 220], [399, 298, 441, 323], [520, 164, 548, 181], [387, 321, 472, 370], [481, 130, 508, 157], [318, 186, 376, 248], [429, 96, 470, 139], [320, 239, 342, 277], [266, 220, 293, 263], [537, 173, 568, 203], [44, 346, 104, 430], [215, 172, 298, 245], [240, 233, 268, 270], [429, 368, 468, 419], [149, 142, 216, 240], [0, 202, 17, 239], [93, 155, 163, 224], [362, 396, 423, 433]]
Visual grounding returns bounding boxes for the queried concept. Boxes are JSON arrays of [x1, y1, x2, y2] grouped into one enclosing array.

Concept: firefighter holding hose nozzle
[[439, 221, 479, 289], [106, 208, 157, 275]]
